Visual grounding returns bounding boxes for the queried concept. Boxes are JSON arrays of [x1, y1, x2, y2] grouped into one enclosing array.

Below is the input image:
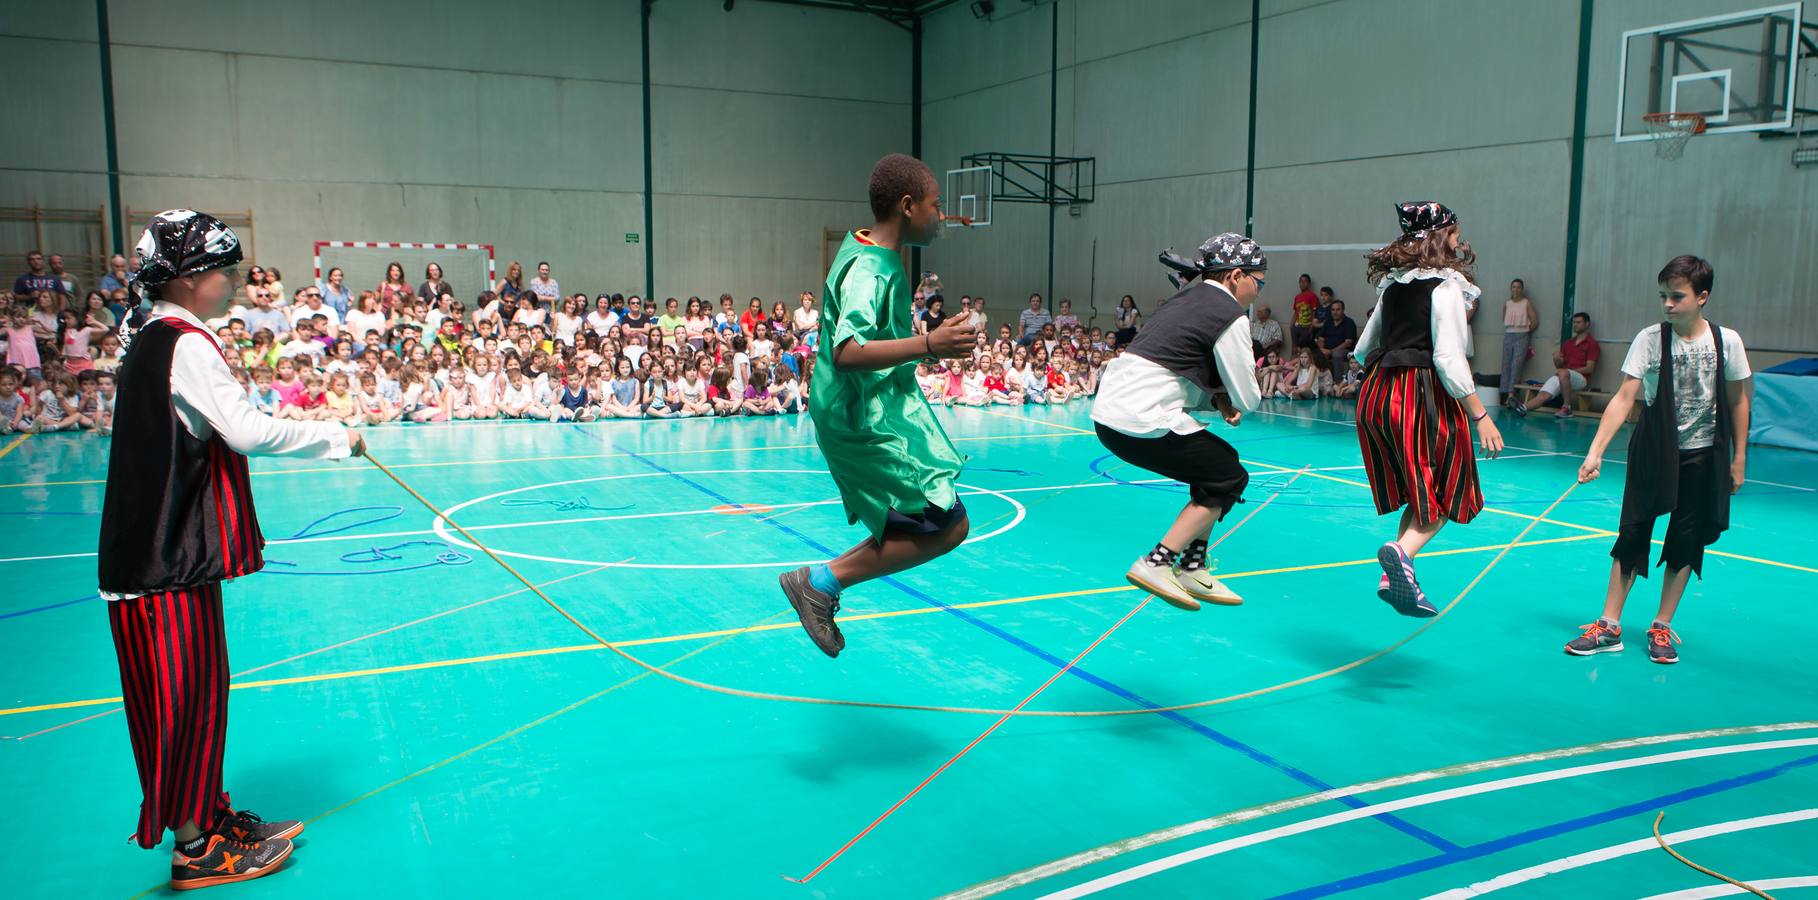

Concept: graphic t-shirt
[[1620, 323, 1750, 450]]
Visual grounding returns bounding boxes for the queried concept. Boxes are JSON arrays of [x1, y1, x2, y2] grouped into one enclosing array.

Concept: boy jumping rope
[[1569, 255, 1752, 664], [780, 154, 978, 657]]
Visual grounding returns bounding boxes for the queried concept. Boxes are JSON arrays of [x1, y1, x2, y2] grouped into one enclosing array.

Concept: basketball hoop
[[1641, 112, 1706, 160], [942, 215, 975, 229]]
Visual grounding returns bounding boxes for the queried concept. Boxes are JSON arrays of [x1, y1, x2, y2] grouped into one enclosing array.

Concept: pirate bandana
[[129, 209, 243, 299], [1396, 201, 1457, 239], [120, 210, 243, 351], [1159, 232, 1268, 288]]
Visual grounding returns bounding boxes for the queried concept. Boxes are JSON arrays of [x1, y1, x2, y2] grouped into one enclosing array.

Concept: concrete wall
[[0, 0, 908, 305], [920, 0, 1818, 380]]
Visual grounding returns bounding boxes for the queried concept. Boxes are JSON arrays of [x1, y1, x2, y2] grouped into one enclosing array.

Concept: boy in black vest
[[1570, 255, 1752, 664], [1089, 233, 1264, 611], [99, 211, 365, 890]]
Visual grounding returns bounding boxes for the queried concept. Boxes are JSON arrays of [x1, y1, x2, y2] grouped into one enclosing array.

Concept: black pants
[[1612, 447, 1718, 579], [1095, 423, 1249, 516]]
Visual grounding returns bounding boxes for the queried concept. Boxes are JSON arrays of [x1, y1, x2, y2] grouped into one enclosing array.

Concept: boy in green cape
[[780, 154, 979, 657]]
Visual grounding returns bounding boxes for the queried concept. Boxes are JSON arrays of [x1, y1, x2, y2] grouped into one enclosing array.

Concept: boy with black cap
[[99, 210, 365, 890], [1568, 255, 1752, 664], [1090, 233, 1265, 610]]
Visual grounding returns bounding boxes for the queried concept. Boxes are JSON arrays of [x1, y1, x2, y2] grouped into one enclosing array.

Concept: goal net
[[313, 241, 495, 303]]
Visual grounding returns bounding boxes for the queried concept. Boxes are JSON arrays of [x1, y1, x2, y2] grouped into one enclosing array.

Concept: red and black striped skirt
[[108, 583, 233, 848], [1355, 366, 1483, 526]]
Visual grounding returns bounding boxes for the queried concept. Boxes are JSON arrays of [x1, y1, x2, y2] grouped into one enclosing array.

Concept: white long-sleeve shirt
[[1353, 268, 1480, 400], [1092, 280, 1261, 438]]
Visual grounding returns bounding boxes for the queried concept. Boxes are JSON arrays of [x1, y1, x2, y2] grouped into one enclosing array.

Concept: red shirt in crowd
[[1561, 333, 1600, 370]]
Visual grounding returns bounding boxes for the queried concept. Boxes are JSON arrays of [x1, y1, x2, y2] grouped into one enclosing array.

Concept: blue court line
[[0, 594, 99, 620], [596, 433, 1459, 854], [1267, 750, 1818, 899]]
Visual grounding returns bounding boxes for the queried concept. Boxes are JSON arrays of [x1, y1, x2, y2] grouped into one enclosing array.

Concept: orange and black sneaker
[[1646, 624, 1681, 665], [222, 808, 303, 842], [170, 833, 293, 891]]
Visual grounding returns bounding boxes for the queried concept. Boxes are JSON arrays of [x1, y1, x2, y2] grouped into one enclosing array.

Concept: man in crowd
[[242, 284, 291, 338], [13, 250, 64, 297], [1250, 303, 1283, 358], [1513, 311, 1601, 418], [1317, 298, 1358, 373]]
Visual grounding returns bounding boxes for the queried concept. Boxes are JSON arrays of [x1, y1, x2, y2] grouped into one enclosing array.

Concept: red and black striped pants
[[1355, 366, 1483, 527], [108, 583, 233, 848]]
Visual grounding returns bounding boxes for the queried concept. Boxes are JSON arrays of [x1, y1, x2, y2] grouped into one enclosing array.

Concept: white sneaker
[[1126, 557, 1200, 611], [1176, 567, 1243, 606]]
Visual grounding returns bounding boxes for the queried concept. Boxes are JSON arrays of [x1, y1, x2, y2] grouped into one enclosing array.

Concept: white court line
[[1638, 876, 1818, 899], [941, 721, 1818, 900], [0, 476, 1180, 566], [1424, 808, 1818, 898], [1035, 736, 1818, 900]]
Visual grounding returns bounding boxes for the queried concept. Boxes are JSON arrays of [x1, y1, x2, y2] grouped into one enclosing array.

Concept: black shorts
[[1095, 423, 1248, 516], [885, 497, 968, 535], [1612, 447, 1719, 579]]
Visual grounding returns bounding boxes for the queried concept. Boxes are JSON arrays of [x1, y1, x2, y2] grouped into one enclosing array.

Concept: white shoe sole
[[1564, 642, 1624, 656], [1177, 577, 1243, 606], [1126, 566, 1200, 611]]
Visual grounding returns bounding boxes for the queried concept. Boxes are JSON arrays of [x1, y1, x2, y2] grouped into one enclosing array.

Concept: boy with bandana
[[99, 210, 365, 890]]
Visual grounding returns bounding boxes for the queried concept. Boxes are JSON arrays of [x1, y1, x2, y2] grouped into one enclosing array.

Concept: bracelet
[[1472, 409, 1488, 422], [924, 333, 935, 361]]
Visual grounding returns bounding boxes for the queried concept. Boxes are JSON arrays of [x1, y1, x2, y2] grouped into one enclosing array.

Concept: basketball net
[[1641, 112, 1706, 160]]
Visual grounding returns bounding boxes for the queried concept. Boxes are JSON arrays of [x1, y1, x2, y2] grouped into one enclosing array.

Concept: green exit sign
[[625, 233, 639, 243]]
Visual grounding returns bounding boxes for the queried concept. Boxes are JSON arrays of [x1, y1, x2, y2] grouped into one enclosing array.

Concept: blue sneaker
[[1377, 542, 1436, 617]]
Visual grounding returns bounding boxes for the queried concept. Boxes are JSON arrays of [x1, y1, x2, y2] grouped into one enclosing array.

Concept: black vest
[[1620, 321, 1733, 536], [1126, 280, 1244, 396], [98, 318, 265, 594], [1366, 277, 1439, 371]]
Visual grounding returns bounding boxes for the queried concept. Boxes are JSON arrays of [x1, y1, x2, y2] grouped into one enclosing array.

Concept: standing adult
[[1499, 277, 1538, 405]]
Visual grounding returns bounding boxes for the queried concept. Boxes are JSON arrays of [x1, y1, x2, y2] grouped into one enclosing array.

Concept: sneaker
[[221, 808, 303, 842], [780, 567, 844, 658], [1507, 396, 1528, 417], [1176, 567, 1243, 606], [1376, 542, 1436, 617], [1647, 625, 1681, 664], [1125, 557, 1200, 611], [1564, 621, 1624, 656], [170, 833, 292, 891], [1553, 406, 1573, 419], [1377, 573, 1390, 601]]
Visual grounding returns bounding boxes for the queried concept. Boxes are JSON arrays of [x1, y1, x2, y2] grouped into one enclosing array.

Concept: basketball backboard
[[1616, 3, 1812, 141], [945, 165, 993, 228]]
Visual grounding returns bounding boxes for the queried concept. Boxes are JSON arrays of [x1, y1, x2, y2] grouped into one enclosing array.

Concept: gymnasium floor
[[3, 400, 1816, 899]]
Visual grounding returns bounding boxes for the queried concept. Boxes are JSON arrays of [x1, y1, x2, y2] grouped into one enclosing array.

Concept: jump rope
[[359, 449, 1574, 718], [362, 450, 1771, 895]]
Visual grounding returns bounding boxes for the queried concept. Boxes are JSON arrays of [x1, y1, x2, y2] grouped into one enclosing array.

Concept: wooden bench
[[1518, 385, 1638, 422]]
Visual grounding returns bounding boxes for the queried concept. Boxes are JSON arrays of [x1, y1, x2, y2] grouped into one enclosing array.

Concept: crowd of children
[[4, 253, 1401, 438]]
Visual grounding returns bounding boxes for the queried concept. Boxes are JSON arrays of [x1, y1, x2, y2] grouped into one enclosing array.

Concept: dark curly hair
[[868, 153, 935, 221], [1364, 225, 1476, 286]]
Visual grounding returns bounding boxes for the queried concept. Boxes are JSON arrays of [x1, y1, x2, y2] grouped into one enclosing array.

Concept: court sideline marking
[[941, 721, 1818, 899]]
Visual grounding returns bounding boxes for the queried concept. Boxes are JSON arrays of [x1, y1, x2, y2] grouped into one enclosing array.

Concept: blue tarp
[[1751, 372, 1818, 453]]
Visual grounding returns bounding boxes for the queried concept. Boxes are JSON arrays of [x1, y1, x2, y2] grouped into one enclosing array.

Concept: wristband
[[1471, 409, 1488, 422]]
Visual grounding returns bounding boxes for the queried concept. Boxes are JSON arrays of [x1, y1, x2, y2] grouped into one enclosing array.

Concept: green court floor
[[2, 401, 1815, 899]]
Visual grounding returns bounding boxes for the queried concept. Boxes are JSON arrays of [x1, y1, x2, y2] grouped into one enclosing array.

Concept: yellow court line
[[0, 431, 1084, 490], [0, 432, 30, 460], [0, 533, 1604, 720]]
